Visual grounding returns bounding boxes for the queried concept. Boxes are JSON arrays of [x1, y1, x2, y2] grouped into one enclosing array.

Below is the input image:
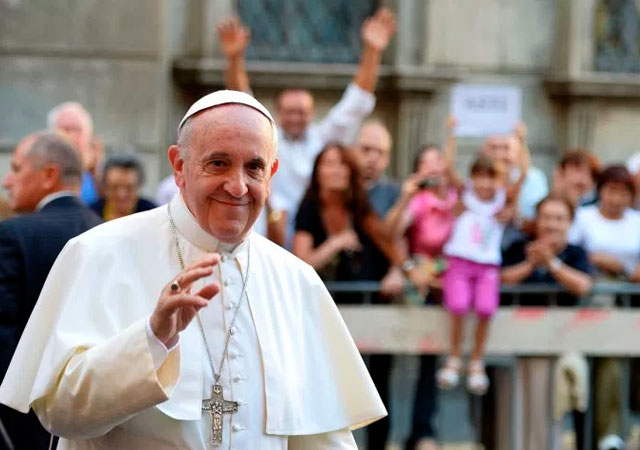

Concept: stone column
[[394, 93, 431, 178]]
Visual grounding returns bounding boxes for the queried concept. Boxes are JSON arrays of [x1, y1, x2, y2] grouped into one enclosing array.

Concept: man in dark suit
[[0, 132, 102, 450]]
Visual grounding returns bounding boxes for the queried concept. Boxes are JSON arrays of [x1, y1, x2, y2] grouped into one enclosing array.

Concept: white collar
[[36, 191, 76, 211], [169, 193, 249, 255]]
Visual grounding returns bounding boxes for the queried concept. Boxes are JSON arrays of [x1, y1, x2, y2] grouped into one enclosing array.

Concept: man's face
[[561, 163, 594, 199], [2, 137, 49, 213], [354, 123, 391, 182], [277, 90, 313, 140], [104, 167, 140, 216], [171, 105, 278, 244], [483, 135, 518, 169], [54, 108, 92, 167]]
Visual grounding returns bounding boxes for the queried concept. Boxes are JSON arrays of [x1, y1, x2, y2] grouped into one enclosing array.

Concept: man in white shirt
[[0, 90, 385, 449], [218, 9, 397, 246], [482, 124, 548, 220]]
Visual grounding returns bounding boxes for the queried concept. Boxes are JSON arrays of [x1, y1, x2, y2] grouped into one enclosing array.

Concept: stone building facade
[[1, 0, 640, 196]]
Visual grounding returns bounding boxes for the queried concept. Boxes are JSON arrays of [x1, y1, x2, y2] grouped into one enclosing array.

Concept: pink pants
[[443, 256, 500, 318]]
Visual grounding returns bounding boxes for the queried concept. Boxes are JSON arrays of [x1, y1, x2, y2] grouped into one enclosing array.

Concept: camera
[[417, 177, 439, 190]]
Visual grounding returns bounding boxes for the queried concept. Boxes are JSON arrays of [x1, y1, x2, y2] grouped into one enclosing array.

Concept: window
[[237, 0, 378, 63]]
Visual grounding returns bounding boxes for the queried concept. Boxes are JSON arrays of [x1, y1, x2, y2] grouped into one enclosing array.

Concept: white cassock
[[0, 194, 386, 449]]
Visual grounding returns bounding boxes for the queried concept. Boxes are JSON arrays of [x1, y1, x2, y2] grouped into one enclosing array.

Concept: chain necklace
[[167, 203, 250, 447]]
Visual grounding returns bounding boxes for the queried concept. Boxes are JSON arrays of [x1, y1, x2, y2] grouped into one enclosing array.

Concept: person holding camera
[[386, 116, 460, 267], [384, 117, 460, 450]]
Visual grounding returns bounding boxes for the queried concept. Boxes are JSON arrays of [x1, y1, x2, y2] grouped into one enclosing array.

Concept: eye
[[205, 159, 228, 170]]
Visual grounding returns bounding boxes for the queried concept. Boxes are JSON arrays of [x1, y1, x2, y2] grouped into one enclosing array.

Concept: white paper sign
[[450, 84, 522, 137]]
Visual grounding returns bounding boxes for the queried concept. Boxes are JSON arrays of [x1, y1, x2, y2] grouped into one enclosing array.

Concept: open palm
[[361, 8, 397, 52], [217, 17, 250, 58]]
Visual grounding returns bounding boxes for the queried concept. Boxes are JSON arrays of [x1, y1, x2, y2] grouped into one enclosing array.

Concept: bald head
[[47, 102, 94, 168], [26, 132, 83, 184], [482, 134, 519, 169], [3, 132, 82, 213], [177, 103, 277, 163], [355, 120, 393, 183]]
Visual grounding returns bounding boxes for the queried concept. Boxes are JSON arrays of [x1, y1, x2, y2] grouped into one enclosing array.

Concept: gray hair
[[26, 132, 82, 185], [47, 101, 94, 135], [177, 110, 278, 163]]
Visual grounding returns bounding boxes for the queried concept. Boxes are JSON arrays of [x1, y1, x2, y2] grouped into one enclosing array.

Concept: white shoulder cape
[[0, 202, 386, 435]]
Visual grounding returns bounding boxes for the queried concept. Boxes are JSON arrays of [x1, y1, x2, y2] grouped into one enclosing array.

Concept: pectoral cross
[[202, 384, 239, 447]]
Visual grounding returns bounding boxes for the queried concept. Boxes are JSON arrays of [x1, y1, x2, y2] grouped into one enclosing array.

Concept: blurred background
[[3, 1, 640, 450], [2, 0, 639, 192]]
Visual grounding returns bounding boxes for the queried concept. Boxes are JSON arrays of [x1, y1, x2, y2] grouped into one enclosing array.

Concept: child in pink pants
[[437, 154, 523, 395]]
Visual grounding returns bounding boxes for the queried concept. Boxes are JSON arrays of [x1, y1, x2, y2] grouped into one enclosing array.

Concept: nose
[[223, 170, 249, 198], [2, 173, 12, 190]]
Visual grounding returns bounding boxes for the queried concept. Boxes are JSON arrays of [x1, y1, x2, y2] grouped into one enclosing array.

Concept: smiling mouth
[[214, 199, 250, 207]]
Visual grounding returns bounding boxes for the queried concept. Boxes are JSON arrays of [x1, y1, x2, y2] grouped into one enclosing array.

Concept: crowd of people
[[1, 7, 640, 450]]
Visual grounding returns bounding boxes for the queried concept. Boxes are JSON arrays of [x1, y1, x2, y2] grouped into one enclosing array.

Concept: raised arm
[[443, 115, 464, 189], [384, 174, 421, 238], [353, 8, 396, 93], [217, 17, 251, 93], [30, 254, 220, 439], [316, 9, 396, 146], [507, 122, 530, 201]]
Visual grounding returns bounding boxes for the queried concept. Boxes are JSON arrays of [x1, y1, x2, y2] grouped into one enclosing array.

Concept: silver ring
[[170, 279, 181, 292]]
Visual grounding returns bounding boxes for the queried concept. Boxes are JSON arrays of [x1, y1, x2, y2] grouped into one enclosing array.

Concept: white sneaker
[[599, 434, 625, 450], [466, 359, 489, 396], [436, 356, 462, 390]]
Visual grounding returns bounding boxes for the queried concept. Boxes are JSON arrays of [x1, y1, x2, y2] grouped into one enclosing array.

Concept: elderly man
[[352, 120, 403, 450], [482, 124, 548, 220], [0, 132, 101, 450], [0, 91, 385, 449], [215, 9, 396, 246], [47, 102, 101, 204]]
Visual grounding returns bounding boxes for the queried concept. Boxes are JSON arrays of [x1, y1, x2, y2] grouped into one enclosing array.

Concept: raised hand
[[446, 114, 457, 133], [150, 254, 220, 346], [361, 8, 397, 52], [217, 17, 250, 59], [514, 121, 528, 143]]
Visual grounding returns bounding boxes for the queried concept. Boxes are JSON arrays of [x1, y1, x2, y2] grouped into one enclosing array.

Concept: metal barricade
[[325, 281, 640, 449]]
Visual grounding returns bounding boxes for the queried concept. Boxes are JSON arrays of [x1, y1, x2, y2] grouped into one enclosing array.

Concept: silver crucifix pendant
[[202, 384, 239, 446]]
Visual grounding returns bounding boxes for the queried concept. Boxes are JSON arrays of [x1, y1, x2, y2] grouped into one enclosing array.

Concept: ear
[[42, 164, 61, 190], [270, 158, 279, 178], [168, 145, 185, 189], [265, 158, 279, 198]]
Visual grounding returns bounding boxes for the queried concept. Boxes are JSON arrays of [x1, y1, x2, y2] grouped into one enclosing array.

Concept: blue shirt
[[80, 171, 99, 205], [367, 178, 400, 217], [513, 166, 549, 219]]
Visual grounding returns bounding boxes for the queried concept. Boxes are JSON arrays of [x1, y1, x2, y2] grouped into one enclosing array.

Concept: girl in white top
[[437, 127, 529, 396]]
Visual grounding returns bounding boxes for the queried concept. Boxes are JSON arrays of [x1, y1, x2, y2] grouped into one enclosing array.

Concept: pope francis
[[0, 91, 386, 449]]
